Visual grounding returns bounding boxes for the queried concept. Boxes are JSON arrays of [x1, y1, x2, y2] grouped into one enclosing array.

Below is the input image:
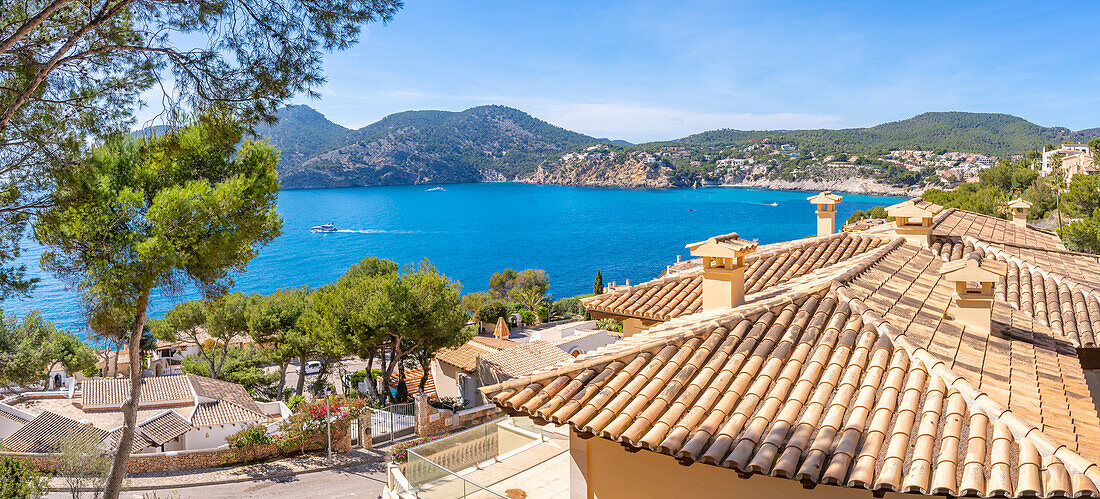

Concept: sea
[[4, 183, 901, 335]]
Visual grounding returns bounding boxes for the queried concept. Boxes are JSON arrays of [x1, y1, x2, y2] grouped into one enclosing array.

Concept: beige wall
[[574, 433, 913, 499]]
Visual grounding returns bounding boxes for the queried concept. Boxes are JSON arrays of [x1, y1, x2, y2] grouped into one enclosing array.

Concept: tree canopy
[[33, 114, 282, 496], [0, 0, 402, 303]]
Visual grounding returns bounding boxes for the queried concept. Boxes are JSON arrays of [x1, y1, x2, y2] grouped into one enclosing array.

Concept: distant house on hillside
[[1042, 143, 1092, 174]]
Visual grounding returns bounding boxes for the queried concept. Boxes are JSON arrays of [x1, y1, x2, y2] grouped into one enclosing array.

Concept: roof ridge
[[495, 238, 909, 398], [970, 237, 1100, 317], [482, 290, 813, 398], [833, 282, 1100, 482]]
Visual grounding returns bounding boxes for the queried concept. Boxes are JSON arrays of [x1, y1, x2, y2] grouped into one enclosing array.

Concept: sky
[[152, 1, 1100, 143]]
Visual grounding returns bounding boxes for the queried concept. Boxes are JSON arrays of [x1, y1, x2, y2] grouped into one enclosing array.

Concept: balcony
[[385, 417, 568, 498]]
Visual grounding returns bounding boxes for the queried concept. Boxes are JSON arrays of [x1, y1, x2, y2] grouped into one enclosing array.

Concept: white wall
[[183, 422, 248, 450], [431, 360, 464, 400]]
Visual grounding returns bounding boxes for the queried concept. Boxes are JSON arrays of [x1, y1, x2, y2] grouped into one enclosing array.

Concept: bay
[[5, 183, 901, 334]]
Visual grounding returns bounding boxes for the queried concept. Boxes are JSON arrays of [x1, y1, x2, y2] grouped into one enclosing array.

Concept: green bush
[[551, 297, 585, 319], [475, 302, 508, 323], [517, 309, 535, 324], [596, 318, 623, 333], [349, 369, 369, 388], [0, 457, 46, 499], [286, 394, 305, 411], [227, 425, 273, 449]]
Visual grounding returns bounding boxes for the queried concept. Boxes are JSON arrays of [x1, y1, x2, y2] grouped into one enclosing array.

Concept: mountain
[[254, 105, 349, 171], [232, 107, 1098, 189], [272, 105, 599, 188], [668, 112, 1094, 158]]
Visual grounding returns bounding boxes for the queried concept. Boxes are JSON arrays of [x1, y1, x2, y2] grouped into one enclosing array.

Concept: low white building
[[0, 374, 288, 453]]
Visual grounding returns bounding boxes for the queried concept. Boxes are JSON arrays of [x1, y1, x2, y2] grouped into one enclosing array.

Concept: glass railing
[[404, 416, 549, 498], [407, 449, 506, 499]]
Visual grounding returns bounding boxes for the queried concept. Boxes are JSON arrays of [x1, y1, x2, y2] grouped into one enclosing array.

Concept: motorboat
[[311, 223, 337, 233], [426, 187, 445, 192]]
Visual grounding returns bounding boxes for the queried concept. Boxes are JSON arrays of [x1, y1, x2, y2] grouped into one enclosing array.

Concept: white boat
[[769, 202, 779, 206], [426, 187, 445, 192], [311, 223, 336, 233]]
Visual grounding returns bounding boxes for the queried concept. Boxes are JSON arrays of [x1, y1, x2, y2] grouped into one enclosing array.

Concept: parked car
[[304, 360, 323, 375]]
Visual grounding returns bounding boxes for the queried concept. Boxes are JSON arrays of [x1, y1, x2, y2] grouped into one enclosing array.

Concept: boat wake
[[333, 229, 424, 234]]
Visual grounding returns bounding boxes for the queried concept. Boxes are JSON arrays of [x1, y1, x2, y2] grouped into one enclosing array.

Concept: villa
[[0, 374, 287, 454], [482, 195, 1100, 498]]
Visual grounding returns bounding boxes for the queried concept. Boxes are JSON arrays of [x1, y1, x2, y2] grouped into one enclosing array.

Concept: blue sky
[[190, 1, 1100, 143]]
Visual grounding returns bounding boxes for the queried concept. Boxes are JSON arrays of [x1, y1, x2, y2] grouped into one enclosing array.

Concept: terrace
[[385, 417, 568, 498]]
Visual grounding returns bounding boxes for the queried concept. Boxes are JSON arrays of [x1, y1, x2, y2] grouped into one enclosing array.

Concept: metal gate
[[349, 417, 360, 447], [371, 401, 416, 445]]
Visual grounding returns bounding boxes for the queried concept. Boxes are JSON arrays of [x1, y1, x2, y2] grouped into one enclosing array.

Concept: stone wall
[[414, 394, 501, 437], [2, 424, 350, 474]]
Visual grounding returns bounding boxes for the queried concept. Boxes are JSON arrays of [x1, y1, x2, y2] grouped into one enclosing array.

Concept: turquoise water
[[5, 183, 900, 333]]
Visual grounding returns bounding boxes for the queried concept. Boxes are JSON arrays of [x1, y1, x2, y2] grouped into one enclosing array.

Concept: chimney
[[1007, 198, 1031, 228], [887, 197, 944, 248], [939, 253, 1007, 336], [806, 191, 844, 236], [686, 232, 760, 311]]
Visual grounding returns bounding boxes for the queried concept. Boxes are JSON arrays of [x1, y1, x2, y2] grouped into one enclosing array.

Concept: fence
[[372, 401, 416, 445]]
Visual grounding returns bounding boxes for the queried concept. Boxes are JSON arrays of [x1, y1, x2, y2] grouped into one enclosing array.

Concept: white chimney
[[687, 232, 759, 311]]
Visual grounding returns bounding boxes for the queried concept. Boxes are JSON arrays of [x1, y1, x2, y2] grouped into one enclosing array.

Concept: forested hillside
[[666, 112, 1092, 157]]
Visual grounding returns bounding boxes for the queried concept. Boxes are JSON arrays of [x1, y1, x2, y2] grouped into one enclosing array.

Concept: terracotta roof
[[0, 407, 31, 425], [2, 411, 107, 453], [933, 207, 1064, 250], [81, 376, 194, 409], [435, 336, 518, 372], [390, 366, 437, 398], [583, 232, 892, 322], [188, 374, 262, 414], [138, 411, 193, 446], [475, 340, 572, 386], [191, 400, 266, 427], [484, 227, 1100, 497]]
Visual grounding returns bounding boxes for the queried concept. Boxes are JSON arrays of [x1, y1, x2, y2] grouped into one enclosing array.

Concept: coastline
[[281, 178, 916, 197]]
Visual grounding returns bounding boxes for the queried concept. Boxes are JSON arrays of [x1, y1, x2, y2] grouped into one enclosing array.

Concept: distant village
[[549, 137, 1098, 191]]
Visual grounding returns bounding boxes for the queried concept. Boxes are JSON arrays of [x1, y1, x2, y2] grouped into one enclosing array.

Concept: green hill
[[668, 112, 1094, 157]]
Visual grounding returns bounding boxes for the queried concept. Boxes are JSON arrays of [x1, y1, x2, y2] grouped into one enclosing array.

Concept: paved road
[[47, 462, 388, 499]]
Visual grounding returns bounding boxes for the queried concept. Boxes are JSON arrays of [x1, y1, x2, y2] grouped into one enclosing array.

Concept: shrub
[[227, 425, 273, 449], [551, 297, 584, 319], [517, 309, 535, 324], [475, 302, 508, 323], [0, 457, 47, 499], [349, 369, 369, 388], [596, 318, 623, 333], [286, 394, 305, 411], [390, 435, 443, 463]]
